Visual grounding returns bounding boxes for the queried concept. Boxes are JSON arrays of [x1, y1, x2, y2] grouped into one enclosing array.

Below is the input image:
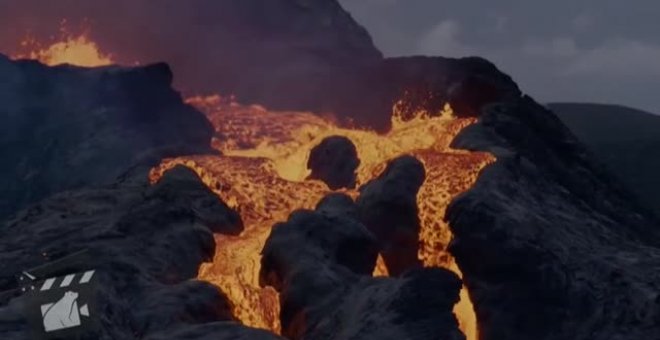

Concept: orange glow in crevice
[[151, 95, 495, 340], [12, 21, 113, 67]]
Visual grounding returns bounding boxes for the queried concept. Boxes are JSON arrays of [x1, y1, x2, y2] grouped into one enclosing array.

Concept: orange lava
[[12, 22, 113, 67], [10, 20, 491, 340], [151, 95, 494, 339]]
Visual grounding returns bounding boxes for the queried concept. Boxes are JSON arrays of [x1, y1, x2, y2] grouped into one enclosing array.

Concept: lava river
[[150, 95, 495, 340]]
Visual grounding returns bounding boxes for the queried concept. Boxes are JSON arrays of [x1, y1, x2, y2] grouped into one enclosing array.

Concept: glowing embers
[[12, 21, 113, 67], [150, 97, 495, 339]]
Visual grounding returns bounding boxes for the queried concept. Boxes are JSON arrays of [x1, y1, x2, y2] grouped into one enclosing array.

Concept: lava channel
[[150, 95, 495, 340]]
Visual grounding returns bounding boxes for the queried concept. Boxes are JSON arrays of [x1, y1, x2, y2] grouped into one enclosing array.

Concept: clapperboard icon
[[18, 251, 100, 339]]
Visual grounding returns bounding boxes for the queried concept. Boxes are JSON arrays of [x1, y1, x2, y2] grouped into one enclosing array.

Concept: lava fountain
[[151, 95, 495, 340], [11, 23, 113, 67]]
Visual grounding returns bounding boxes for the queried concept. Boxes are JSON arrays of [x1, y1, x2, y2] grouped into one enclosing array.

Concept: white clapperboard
[[20, 269, 99, 340]]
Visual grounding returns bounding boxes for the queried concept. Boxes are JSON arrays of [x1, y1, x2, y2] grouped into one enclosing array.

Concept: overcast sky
[[339, 0, 660, 113]]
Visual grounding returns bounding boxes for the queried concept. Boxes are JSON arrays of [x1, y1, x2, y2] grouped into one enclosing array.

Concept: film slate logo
[[21, 270, 99, 339]]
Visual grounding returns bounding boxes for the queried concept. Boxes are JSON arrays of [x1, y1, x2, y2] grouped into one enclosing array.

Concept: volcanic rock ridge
[[0, 54, 215, 221]]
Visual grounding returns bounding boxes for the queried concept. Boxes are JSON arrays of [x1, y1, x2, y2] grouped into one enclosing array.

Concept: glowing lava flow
[[150, 95, 494, 339], [12, 25, 113, 67], [10, 21, 490, 339]]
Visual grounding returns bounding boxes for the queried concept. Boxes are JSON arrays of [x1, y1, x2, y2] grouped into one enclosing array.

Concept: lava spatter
[[12, 22, 113, 67]]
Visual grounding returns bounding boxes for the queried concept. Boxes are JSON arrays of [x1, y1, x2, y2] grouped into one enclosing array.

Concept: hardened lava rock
[[259, 194, 464, 340], [315, 192, 358, 218], [307, 135, 360, 190], [356, 155, 426, 276], [0, 56, 215, 222], [0, 166, 270, 339], [448, 97, 660, 340]]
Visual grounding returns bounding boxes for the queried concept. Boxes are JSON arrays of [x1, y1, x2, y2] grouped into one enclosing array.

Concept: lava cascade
[[151, 95, 495, 340]]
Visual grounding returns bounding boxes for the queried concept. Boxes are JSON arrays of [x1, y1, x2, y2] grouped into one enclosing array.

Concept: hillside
[[549, 103, 660, 215]]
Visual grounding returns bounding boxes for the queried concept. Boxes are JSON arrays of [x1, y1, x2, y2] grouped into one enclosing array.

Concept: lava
[[12, 23, 493, 340], [151, 95, 495, 340], [12, 23, 113, 67]]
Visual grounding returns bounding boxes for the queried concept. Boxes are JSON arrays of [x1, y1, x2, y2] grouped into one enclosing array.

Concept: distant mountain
[[549, 103, 660, 216]]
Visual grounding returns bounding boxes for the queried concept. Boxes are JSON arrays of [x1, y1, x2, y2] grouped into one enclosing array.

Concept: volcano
[[1, 1, 660, 340]]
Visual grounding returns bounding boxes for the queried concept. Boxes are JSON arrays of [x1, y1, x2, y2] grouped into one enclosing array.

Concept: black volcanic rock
[[0, 55, 215, 221], [134, 280, 235, 335], [375, 57, 521, 122], [144, 322, 284, 340], [0, 166, 271, 339], [356, 155, 425, 276], [147, 166, 243, 234], [259, 208, 379, 294], [307, 136, 360, 190], [315, 192, 358, 218], [271, 55, 523, 130], [448, 96, 660, 340], [259, 197, 464, 340]]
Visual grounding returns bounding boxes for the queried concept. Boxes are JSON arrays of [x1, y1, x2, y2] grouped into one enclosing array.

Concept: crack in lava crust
[[150, 95, 495, 340]]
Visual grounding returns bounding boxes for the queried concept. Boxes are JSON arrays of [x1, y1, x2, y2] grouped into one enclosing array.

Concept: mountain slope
[[450, 97, 660, 340], [549, 103, 660, 215]]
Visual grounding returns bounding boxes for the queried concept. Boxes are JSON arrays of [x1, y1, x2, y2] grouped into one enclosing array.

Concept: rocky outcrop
[[307, 135, 360, 190], [260, 195, 464, 340], [253, 55, 523, 131], [144, 322, 284, 340], [0, 55, 215, 221], [448, 96, 660, 340], [0, 166, 272, 339], [356, 155, 425, 276]]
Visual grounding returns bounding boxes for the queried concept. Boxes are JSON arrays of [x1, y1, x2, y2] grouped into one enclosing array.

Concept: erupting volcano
[[10, 30, 497, 340], [4, 2, 660, 340], [150, 95, 495, 339]]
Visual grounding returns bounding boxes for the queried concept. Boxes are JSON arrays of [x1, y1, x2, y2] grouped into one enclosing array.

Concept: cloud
[[522, 37, 579, 58], [521, 36, 660, 77], [564, 39, 660, 77], [420, 22, 660, 78], [495, 16, 509, 33], [416, 20, 476, 57], [572, 14, 594, 31]]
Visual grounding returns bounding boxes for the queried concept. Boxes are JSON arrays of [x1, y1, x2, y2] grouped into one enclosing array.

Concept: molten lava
[[150, 95, 495, 340], [12, 24, 113, 67]]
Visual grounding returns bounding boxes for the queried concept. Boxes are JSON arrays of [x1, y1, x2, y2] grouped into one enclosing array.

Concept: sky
[[339, 0, 660, 113]]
